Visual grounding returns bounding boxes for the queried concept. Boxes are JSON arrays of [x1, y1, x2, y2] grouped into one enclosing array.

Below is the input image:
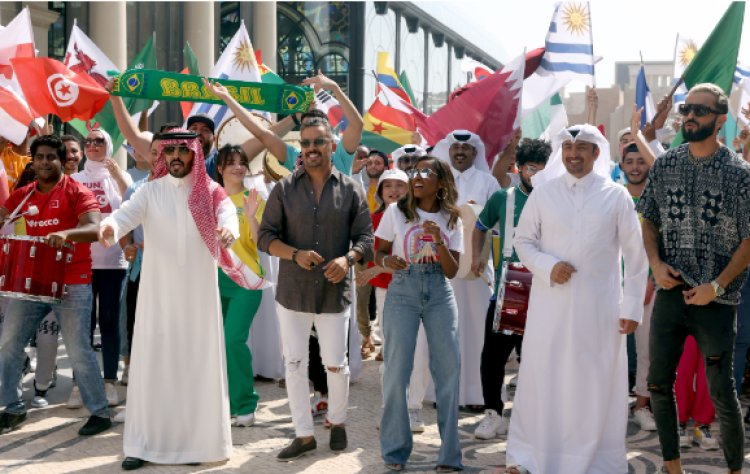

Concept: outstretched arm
[[105, 79, 152, 159], [202, 78, 290, 162], [302, 70, 363, 153]]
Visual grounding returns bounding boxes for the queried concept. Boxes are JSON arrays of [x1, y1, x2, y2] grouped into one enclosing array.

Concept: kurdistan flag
[[521, 92, 567, 141]]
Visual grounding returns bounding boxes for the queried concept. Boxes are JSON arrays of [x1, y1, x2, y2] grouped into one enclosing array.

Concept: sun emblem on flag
[[232, 40, 256, 73], [678, 40, 698, 67], [562, 3, 590, 35]]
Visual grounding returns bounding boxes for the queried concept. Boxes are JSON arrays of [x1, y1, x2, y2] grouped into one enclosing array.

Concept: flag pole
[[587, 2, 596, 88], [371, 69, 394, 107]]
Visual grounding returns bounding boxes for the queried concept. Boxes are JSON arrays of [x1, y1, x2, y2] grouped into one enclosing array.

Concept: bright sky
[[420, 0, 750, 89]]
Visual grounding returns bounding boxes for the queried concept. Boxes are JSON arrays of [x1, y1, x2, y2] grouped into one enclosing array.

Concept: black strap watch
[[346, 254, 355, 268]]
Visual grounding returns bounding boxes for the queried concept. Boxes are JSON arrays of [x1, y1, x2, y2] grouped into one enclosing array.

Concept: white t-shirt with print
[[375, 203, 463, 263]]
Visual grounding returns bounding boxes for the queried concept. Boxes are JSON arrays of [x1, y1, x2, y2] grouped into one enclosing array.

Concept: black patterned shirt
[[637, 144, 750, 304]]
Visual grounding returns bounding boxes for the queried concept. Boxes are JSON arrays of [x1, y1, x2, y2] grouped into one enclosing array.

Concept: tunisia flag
[[9, 57, 108, 122]]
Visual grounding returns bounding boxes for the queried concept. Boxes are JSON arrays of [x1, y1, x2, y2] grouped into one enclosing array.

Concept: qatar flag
[[0, 7, 35, 81], [414, 51, 526, 169]]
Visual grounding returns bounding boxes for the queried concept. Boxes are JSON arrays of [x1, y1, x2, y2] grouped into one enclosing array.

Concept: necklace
[[687, 146, 720, 165]]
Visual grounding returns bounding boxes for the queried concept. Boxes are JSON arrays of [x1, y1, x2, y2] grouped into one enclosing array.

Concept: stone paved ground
[[1, 346, 749, 473]]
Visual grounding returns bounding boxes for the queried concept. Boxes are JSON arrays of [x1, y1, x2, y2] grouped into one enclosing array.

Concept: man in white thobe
[[99, 130, 240, 470], [436, 130, 500, 407], [506, 125, 648, 474]]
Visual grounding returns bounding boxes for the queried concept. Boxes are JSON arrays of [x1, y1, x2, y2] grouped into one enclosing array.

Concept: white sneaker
[[409, 408, 425, 433], [120, 365, 129, 386], [474, 409, 507, 439], [633, 407, 657, 431], [233, 413, 255, 427], [105, 382, 120, 406], [31, 394, 49, 408], [693, 425, 719, 450], [114, 408, 126, 423], [678, 424, 691, 448], [66, 385, 82, 409]]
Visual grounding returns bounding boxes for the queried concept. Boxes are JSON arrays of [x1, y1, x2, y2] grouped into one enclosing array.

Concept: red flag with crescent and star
[[9, 57, 109, 122]]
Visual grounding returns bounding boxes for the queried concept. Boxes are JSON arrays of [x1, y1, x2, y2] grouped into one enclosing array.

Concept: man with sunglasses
[[99, 130, 241, 470], [392, 144, 427, 171], [258, 117, 373, 461], [637, 83, 750, 474], [470, 138, 550, 440]]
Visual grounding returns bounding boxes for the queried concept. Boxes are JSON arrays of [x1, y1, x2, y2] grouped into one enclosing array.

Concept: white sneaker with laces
[[633, 407, 657, 431], [66, 385, 82, 409], [233, 413, 255, 427], [409, 408, 425, 433], [105, 382, 120, 406], [693, 425, 719, 450], [678, 424, 691, 448], [114, 408, 126, 423], [474, 409, 507, 439]]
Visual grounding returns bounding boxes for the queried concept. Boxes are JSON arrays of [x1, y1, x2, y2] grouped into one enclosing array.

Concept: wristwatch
[[346, 254, 355, 268], [710, 280, 726, 297]]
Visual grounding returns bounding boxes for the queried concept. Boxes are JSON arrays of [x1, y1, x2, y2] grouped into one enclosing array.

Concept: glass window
[[363, 2, 396, 103], [427, 35, 447, 113], [399, 21, 424, 111], [219, 2, 241, 53]]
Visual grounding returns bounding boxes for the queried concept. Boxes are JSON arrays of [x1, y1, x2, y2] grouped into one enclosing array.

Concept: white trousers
[[634, 297, 655, 398], [277, 303, 350, 437]]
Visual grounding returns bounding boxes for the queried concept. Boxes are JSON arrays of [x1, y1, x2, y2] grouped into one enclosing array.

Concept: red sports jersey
[[3, 175, 99, 284]]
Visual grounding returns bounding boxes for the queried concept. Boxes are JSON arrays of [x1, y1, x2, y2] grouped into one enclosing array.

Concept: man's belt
[[111, 69, 314, 114]]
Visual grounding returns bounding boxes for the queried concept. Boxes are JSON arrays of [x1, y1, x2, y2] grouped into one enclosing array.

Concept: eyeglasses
[[524, 164, 542, 174], [83, 138, 106, 147], [299, 137, 331, 148], [678, 103, 723, 117], [162, 145, 192, 156], [406, 168, 436, 179], [397, 155, 419, 167]]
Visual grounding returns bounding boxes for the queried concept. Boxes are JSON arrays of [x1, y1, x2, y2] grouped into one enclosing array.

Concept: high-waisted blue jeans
[[380, 264, 462, 469]]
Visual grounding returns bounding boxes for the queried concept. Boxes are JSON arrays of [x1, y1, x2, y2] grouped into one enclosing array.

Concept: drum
[[214, 115, 271, 176], [495, 262, 532, 335], [0, 235, 73, 304], [456, 203, 491, 280]]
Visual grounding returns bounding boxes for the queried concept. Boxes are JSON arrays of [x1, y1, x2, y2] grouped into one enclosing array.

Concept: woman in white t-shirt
[[375, 156, 464, 472], [72, 129, 132, 407]]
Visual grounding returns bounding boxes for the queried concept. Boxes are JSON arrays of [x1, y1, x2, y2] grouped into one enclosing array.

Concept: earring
[[437, 188, 447, 200]]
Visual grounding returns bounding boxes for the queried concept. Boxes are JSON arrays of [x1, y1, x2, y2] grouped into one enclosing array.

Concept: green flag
[[399, 71, 417, 105], [183, 42, 200, 76], [673, 2, 744, 145], [521, 93, 567, 140], [69, 35, 158, 151]]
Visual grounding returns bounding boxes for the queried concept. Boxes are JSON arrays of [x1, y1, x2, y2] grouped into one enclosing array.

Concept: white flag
[[672, 34, 700, 110], [64, 21, 118, 87], [188, 20, 262, 130]]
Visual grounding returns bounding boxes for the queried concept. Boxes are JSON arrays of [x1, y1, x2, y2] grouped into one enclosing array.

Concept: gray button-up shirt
[[258, 168, 374, 314]]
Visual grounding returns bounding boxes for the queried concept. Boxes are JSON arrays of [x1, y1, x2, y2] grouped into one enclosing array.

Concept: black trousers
[[480, 299, 523, 413]]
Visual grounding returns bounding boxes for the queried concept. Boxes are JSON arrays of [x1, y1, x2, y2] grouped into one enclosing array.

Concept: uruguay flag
[[635, 65, 656, 127], [536, 2, 595, 83]]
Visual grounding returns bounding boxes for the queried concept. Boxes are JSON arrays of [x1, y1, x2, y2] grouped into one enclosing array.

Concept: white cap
[[377, 168, 409, 187]]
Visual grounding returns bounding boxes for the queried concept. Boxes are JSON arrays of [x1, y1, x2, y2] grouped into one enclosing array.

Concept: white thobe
[[102, 173, 238, 464], [452, 165, 500, 405], [507, 172, 648, 474]]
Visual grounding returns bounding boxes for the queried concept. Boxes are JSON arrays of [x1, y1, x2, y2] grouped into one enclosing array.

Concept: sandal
[[385, 463, 404, 471], [506, 465, 530, 474]]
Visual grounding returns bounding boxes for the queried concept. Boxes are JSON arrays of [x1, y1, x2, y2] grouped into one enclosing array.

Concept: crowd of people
[[0, 71, 748, 474]]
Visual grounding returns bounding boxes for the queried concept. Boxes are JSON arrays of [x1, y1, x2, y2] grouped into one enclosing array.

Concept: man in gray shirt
[[258, 117, 373, 461]]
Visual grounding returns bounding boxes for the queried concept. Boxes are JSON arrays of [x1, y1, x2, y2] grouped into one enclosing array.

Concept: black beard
[[626, 174, 647, 186], [682, 119, 715, 142], [520, 175, 533, 193]]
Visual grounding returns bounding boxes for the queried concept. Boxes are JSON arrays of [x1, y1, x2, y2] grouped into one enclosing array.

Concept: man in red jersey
[[0, 135, 111, 436]]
